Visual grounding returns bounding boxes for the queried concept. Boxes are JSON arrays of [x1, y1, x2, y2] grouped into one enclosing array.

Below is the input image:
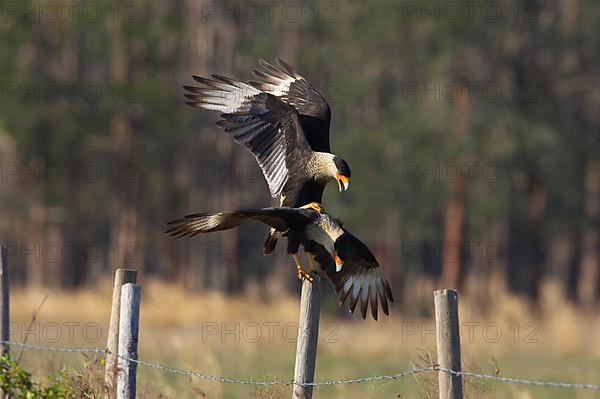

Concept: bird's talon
[[293, 253, 314, 282], [296, 268, 314, 282]]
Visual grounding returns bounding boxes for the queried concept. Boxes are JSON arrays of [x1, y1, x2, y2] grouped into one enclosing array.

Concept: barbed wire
[[127, 354, 432, 386], [0, 340, 106, 354], [0, 340, 431, 386], [3, 340, 600, 389], [439, 367, 600, 390]]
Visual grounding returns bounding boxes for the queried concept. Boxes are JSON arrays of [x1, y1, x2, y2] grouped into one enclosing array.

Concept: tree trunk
[[507, 171, 545, 301], [109, 13, 142, 274], [441, 84, 468, 289]]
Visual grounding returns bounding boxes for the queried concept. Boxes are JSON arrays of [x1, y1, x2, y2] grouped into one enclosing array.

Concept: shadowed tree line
[[0, 0, 599, 315]]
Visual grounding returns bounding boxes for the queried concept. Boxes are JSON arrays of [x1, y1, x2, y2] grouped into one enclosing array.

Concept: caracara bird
[[165, 203, 393, 320], [183, 59, 351, 255]]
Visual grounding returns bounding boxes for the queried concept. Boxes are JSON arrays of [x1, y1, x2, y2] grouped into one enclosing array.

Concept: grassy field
[[9, 279, 600, 398]]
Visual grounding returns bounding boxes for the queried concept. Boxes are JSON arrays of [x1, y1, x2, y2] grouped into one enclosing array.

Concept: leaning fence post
[[116, 283, 141, 399], [434, 289, 463, 399], [105, 269, 137, 398], [292, 277, 322, 399], [0, 245, 9, 399]]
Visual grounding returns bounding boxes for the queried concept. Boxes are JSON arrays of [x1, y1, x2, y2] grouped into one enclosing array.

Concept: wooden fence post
[[116, 283, 141, 399], [292, 277, 322, 399], [434, 289, 463, 399], [0, 245, 9, 356], [105, 269, 137, 398], [0, 245, 9, 399]]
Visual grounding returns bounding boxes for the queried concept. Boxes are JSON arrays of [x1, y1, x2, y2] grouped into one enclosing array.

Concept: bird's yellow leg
[[300, 202, 324, 214], [293, 253, 314, 282]]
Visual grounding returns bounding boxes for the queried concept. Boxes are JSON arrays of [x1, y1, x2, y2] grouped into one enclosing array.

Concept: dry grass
[[8, 276, 600, 398], [57, 354, 106, 398], [412, 349, 499, 399], [253, 385, 288, 399]]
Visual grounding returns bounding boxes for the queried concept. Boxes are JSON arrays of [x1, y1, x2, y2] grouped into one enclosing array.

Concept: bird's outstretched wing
[[250, 59, 331, 152], [183, 75, 313, 198], [309, 232, 393, 320], [165, 207, 315, 238]]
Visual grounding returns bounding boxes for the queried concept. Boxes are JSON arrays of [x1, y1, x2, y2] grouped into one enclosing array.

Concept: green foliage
[[0, 355, 103, 399], [0, 354, 66, 398]]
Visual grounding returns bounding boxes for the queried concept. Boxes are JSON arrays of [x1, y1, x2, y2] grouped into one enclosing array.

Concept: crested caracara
[[183, 59, 351, 255], [166, 202, 392, 320]]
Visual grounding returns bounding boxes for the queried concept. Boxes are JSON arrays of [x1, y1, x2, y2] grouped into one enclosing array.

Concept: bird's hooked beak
[[333, 252, 344, 272], [336, 174, 350, 192]]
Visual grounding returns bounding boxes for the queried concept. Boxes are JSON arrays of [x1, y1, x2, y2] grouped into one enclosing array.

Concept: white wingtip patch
[[269, 77, 295, 97], [190, 80, 261, 113]]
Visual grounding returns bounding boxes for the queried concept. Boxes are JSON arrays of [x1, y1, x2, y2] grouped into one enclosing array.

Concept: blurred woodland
[[0, 0, 599, 315]]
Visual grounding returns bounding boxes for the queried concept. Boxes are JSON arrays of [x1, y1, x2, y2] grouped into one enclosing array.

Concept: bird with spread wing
[[183, 60, 351, 255], [165, 203, 393, 320]]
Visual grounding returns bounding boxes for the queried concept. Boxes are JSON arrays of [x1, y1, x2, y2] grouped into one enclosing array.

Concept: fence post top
[[113, 269, 137, 284], [116, 268, 137, 274], [120, 282, 141, 293], [434, 288, 459, 297]]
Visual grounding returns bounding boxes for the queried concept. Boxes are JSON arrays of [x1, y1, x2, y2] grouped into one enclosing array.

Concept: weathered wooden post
[[105, 269, 137, 398], [0, 245, 9, 399], [0, 245, 9, 356], [116, 283, 141, 399], [292, 277, 322, 399], [434, 289, 463, 399]]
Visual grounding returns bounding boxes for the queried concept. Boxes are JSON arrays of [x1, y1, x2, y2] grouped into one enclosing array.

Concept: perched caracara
[[183, 59, 351, 255], [166, 203, 393, 320]]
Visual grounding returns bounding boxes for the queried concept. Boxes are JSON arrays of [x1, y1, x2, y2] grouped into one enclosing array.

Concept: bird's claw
[[292, 253, 315, 282], [297, 267, 314, 282]]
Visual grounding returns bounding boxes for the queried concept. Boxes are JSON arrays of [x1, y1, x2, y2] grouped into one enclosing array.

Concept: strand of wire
[[4, 340, 600, 389], [1, 340, 105, 354], [127, 354, 432, 386], [0, 340, 431, 386], [438, 367, 600, 390]]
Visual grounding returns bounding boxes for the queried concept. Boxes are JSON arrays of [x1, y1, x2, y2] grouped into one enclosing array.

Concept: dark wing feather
[[165, 207, 315, 238], [249, 59, 331, 152], [184, 75, 313, 198], [309, 231, 393, 321]]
